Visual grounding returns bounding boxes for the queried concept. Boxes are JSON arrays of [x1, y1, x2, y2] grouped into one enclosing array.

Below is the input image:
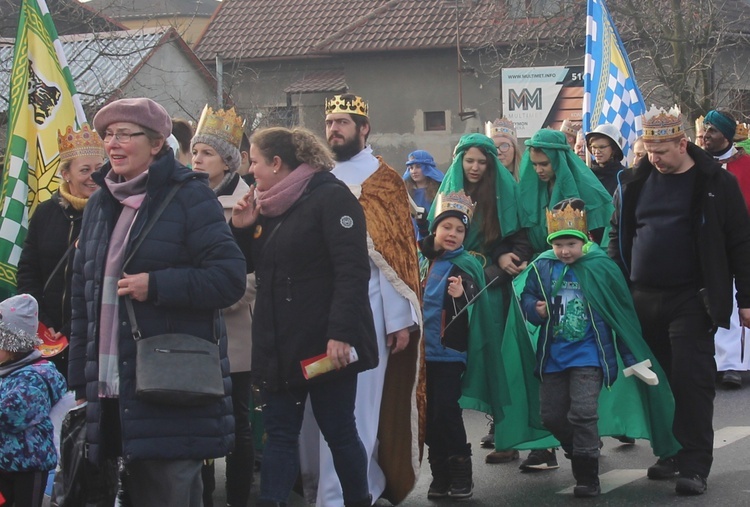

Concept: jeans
[[259, 374, 369, 504], [540, 367, 603, 458], [632, 286, 716, 478]]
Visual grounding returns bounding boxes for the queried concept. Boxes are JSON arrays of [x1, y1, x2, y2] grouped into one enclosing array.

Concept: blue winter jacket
[[68, 150, 247, 464], [0, 357, 66, 472], [521, 257, 637, 387]]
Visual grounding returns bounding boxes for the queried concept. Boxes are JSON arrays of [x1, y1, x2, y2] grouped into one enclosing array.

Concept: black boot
[[448, 455, 473, 499], [257, 502, 286, 507], [226, 437, 255, 506], [344, 494, 373, 506], [201, 460, 215, 507], [571, 456, 600, 498], [427, 455, 450, 499]]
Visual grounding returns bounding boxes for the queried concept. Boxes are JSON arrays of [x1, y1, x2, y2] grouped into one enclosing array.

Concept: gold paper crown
[[546, 200, 588, 238], [57, 123, 105, 163], [325, 94, 368, 117], [734, 121, 749, 142], [642, 104, 685, 142], [485, 117, 516, 140], [560, 119, 582, 136], [695, 115, 705, 133], [433, 191, 476, 224], [194, 106, 245, 148]]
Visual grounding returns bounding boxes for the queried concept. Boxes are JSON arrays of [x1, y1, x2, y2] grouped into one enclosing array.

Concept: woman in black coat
[[231, 127, 376, 507], [17, 123, 105, 378]]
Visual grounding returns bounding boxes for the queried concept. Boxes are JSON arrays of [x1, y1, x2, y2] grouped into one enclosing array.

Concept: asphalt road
[[213, 372, 750, 506]]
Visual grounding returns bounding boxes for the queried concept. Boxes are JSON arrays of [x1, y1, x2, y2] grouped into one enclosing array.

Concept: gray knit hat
[[0, 294, 41, 352], [191, 134, 241, 173]]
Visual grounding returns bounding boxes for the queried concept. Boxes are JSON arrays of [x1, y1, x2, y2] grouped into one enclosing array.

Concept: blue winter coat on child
[[0, 353, 66, 472]]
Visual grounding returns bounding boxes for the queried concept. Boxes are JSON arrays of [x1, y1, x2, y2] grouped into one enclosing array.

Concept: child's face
[[551, 237, 585, 264], [434, 217, 466, 252], [0, 350, 11, 364]]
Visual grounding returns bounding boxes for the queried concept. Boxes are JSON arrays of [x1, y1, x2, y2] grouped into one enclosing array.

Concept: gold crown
[[433, 191, 476, 224], [546, 200, 588, 238], [485, 117, 516, 140], [695, 115, 705, 133], [735, 121, 749, 142], [57, 123, 105, 163], [642, 104, 685, 142], [194, 105, 245, 148], [560, 119, 582, 136], [325, 94, 368, 117]]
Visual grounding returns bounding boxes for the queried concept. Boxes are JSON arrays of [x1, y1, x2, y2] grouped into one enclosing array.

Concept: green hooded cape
[[429, 133, 521, 255], [445, 251, 511, 419], [519, 130, 615, 252], [495, 243, 681, 458]]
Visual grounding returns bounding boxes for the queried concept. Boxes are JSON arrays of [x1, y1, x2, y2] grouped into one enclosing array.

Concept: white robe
[[298, 147, 418, 506]]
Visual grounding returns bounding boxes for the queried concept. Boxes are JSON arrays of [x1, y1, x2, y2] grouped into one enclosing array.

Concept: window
[[424, 111, 447, 131]]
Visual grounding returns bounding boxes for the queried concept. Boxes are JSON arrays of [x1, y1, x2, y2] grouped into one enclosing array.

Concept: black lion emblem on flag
[[28, 60, 61, 126]]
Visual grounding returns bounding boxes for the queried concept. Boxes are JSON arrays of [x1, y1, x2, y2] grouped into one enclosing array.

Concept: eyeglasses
[[103, 131, 146, 144], [496, 142, 512, 153], [589, 144, 612, 153]]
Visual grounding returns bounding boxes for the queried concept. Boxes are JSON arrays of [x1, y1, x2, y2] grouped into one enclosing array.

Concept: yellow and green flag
[[0, 0, 86, 299]]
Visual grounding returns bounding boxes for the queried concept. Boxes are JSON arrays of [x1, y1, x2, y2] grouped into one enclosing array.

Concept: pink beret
[[93, 98, 172, 139]]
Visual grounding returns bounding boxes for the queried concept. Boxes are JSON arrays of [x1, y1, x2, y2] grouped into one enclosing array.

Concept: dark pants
[[226, 371, 254, 506], [425, 361, 470, 459], [632, 286, 716, 478], [259, 374, 369, 505], [0, 470, 48, 507], [540, 367, 603, 458]]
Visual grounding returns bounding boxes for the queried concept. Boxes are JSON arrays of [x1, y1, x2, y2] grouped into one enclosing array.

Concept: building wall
[[121, 41, 217, 122], [224, 47, 584, 168], [118, 16, 211, 47]]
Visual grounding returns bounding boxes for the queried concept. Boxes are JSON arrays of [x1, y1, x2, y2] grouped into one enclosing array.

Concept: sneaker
[[485, 449, 519, 464], [614, 435, 636, 445], [519, 449, 559, 471], [721, 370, 742, 389], [647, 457, 679, 480], [675, 474, 707, 495], [480, 420, 495, 448]]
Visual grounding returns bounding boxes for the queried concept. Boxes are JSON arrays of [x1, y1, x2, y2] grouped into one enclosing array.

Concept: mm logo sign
[[508, 88, 542, 111]]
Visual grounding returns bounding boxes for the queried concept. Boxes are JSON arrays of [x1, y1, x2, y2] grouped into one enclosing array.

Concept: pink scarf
[[257, 163, 319, 217]]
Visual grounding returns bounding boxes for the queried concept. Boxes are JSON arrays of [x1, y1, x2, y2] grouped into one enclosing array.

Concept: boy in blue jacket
[[520, 199, 656, 498], [420, 190, 483, 501], [0, 294, 66, 507]]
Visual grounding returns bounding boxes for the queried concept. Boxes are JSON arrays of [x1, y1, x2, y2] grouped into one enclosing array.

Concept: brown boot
[[485, 449, 519, 464]]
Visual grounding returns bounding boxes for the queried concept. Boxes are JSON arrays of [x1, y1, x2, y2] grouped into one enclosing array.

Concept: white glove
[[623, 359, 659, 385]]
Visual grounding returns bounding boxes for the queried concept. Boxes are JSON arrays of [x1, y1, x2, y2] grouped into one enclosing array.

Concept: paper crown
[[695, 115, 705, 133], [325, 94, 368, 117], [642, 105, 685, 142], [433, 191, 476, 224], [735, 122, 749, 142], [57, 123, 105, 163], [194, 106, 245, 149], [485, 117, 517, 140], [546, 198, 588, 243], [559, 119, 582, 136]]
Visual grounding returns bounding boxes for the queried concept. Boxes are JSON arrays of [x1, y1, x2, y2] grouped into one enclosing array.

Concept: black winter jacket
[[609, 142, 750, 329], [17, 192, 82, 375], [232, 171, 377, 391], [68, 151, 247, 464]]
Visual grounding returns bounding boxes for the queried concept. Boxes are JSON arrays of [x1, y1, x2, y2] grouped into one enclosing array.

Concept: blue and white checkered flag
[[583, 0, 646, 164]]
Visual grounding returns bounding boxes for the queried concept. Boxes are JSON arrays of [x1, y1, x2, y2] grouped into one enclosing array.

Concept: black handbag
[[121, 182, 225, 407]]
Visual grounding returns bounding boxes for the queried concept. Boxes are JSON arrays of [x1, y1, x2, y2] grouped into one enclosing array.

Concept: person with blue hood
[[404, 149, 444, 239]]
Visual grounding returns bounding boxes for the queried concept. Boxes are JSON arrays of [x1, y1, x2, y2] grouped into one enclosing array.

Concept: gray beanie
[[0, 294, 42, 352], [191, 134, 241, 174]]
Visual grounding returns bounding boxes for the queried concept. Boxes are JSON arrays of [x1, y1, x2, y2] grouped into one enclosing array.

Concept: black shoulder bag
[[122, 182, 224, 406]]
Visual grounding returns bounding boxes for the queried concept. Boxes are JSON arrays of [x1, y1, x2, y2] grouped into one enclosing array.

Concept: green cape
[[519, 129, 615, 252], [447, 251, 510, 418], [494, 244, 681, 458], [429, 133, 521, 254]]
